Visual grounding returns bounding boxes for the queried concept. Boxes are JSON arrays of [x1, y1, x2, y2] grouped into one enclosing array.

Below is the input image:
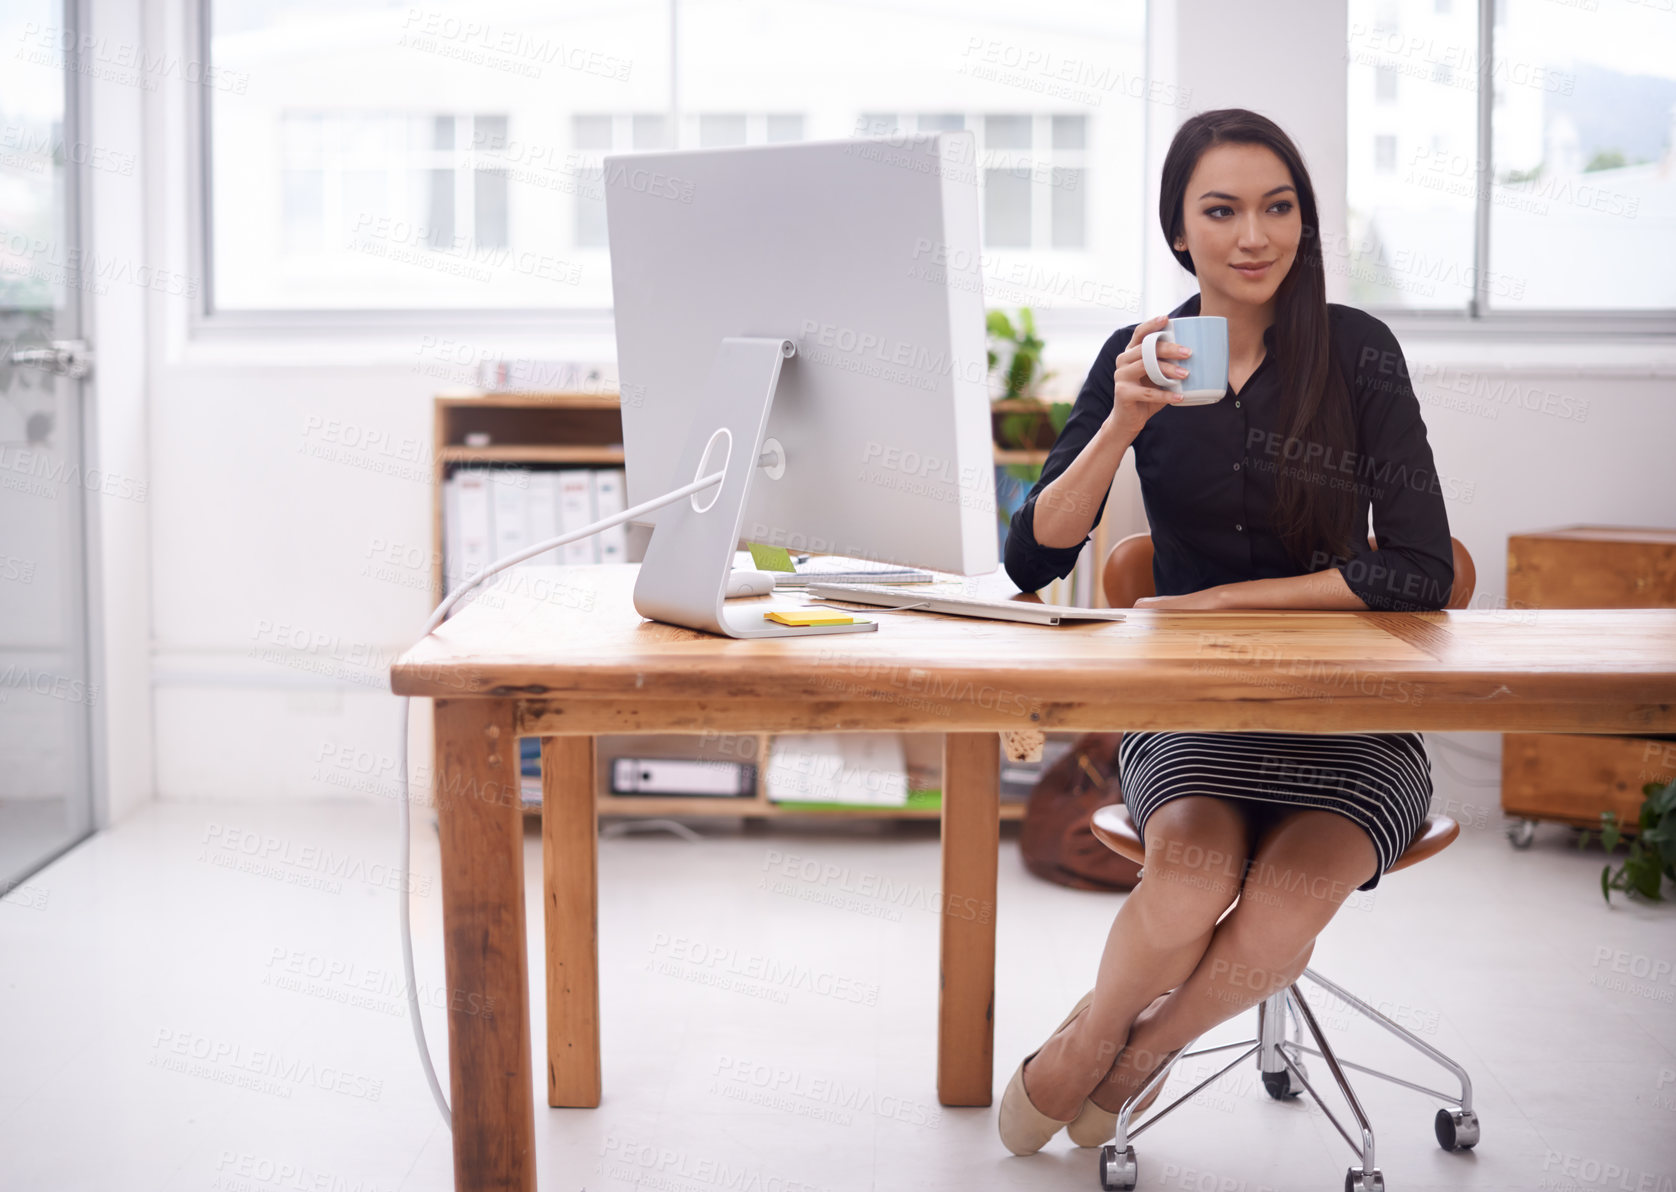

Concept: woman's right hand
[[1106, 314, 1192, 441]]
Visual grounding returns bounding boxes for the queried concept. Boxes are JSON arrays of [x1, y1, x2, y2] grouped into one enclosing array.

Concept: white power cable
[[398, 467, 726, 1127]]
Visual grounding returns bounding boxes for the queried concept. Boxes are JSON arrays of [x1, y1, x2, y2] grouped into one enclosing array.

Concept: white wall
[[95, 0, 1676, 803], [77, 0, 155, 825], [1153, 0, 1350, 308]]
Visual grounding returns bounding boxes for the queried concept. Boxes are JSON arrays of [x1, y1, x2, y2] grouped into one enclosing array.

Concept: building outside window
[[207, 1, 1147, 317]]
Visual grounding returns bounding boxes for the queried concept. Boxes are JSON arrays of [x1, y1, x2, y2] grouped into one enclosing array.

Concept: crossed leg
[[1020, 795, 1251, 1121], [1082, 804, 1379, 1114]]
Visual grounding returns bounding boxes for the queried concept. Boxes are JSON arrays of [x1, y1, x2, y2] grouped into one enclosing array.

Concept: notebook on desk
[[805, 582, 1127, 626]]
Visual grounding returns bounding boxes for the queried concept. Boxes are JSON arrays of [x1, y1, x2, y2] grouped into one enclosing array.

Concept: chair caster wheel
[[1263, 1066, 1303, 1099], [1100, 1144, 1137, 1191], [1345, 1167, 1384, 1192], [1506, 819, 1537, 849], [1436, 1106, 1480, 1150]]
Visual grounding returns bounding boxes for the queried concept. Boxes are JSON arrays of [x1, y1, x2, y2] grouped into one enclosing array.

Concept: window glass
[[1489, 0, 1676, 309], [210, 1, 1143, 313], [1345, 0, 1479, 308]]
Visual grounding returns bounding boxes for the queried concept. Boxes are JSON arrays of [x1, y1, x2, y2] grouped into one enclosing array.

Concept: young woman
[[996, 108, 1455, 1156]]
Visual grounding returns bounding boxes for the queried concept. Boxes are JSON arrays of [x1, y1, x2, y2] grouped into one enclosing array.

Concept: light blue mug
[[1141, 316, 1229, 406]]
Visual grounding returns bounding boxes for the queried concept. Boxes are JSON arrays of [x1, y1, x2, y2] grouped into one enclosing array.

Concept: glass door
[[0, 0, 96, 890]]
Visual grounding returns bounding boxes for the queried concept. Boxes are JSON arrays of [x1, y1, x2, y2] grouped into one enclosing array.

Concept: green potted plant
[[987, 307, 1069, 484], [1576, 776, 1676, 904]]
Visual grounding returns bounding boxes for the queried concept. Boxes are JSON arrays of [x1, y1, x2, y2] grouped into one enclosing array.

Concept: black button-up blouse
[[1003, 292, 1456, 612]]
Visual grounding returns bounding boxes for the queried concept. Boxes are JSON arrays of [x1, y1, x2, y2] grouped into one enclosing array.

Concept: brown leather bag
[[1020, 732, 1143, 891]]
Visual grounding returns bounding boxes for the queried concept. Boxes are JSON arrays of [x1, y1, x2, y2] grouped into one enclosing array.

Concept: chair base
[[1093, 968, 1479, 1191]]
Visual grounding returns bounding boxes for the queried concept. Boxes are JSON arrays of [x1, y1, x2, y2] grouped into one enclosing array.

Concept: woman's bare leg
[[1083, 807, 1379, 1113], [1020, 795, 1252, 1120]]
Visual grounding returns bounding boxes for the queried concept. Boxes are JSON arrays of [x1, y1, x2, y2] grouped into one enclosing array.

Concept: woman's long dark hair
[[1159, 108, 1356, 572]]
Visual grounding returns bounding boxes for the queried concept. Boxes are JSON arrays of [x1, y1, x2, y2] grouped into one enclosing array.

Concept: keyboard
[[805, 582, 1127, 626]]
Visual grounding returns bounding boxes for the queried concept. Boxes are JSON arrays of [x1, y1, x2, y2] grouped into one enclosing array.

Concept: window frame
[[1349, 0, 1672, 337], [188, 0, 1674, 343]]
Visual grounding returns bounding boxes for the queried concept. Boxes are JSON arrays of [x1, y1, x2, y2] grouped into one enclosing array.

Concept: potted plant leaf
[[987, 308, 1069, 548], [987, 307, 1069, 478], [1577, 775, 1676, 904]]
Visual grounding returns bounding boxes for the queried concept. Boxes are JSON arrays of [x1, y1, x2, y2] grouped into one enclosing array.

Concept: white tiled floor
[[2, 792, 1673, 1192]]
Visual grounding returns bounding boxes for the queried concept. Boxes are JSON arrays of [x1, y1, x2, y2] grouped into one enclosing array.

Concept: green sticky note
[[748, 542, 796, 572]]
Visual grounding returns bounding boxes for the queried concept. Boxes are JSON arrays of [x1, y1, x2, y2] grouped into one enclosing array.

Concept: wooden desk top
[[391, 565, 1676, 735]]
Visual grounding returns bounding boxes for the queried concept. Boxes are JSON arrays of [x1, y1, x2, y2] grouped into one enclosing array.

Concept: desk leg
[[541, 735, 601, 1107], [939, 731, 1000, 1106], [434, 698, 535, 1192]]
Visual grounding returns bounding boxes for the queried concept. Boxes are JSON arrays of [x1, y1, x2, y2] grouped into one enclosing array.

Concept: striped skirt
[[1116, 731, 1434, 891]]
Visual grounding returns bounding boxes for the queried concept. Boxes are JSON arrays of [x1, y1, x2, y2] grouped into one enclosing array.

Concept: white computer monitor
[[605, 131, 997, 639]]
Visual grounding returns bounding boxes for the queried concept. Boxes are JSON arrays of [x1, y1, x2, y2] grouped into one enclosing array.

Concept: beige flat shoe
[[998, 989, 1094, 1156], [1066, 1090, 1119, 1148], [1067, 1045, 1182, 1147], [1067, 991, 1173, 1148]]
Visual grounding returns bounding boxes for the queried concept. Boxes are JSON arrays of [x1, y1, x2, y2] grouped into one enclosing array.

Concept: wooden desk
[[390, 564, 1676, 1192]]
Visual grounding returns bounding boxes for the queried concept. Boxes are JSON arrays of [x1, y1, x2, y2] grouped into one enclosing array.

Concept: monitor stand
[[632, 336, 880, 639]]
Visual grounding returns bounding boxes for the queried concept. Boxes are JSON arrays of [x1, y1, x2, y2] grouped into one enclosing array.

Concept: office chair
[[1087, 533, 1481, 1192], [1101, 532, 1478, 615]]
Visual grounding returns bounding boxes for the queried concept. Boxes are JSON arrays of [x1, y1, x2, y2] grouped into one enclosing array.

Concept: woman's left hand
[[1133, 586, 1228, 610]]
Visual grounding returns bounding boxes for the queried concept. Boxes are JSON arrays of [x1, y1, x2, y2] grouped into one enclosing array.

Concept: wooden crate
[[1507, 526, 1676, 609], [1501, 526, 1676, 830], [1502, 733, 1676, 827]]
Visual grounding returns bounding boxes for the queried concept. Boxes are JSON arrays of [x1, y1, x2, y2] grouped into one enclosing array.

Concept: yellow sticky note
[[748, 542, 796, 572], [765, 609, 856, 627]]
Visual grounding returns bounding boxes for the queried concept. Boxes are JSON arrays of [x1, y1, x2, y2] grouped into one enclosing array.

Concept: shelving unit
[[430, 390, 624, 602], [432, 387, 1097, 820], [439, 445, 627, 465], [575, 732, 1026, 821], [991, 448, 1051, 467], [991, 396, 1119, 608]]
